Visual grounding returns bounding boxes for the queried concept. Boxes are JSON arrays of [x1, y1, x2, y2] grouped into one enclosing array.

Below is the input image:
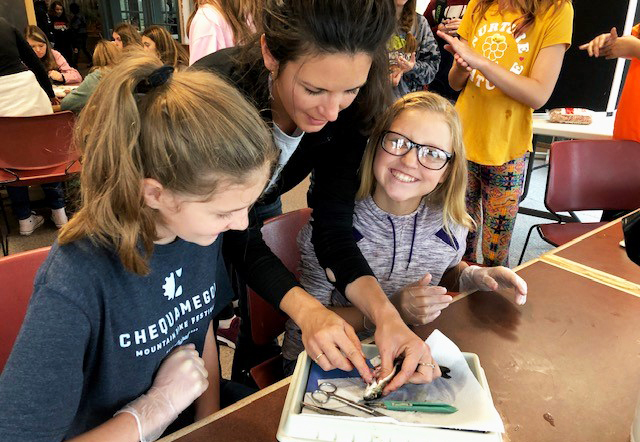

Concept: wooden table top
[[414, 260, 640, 441], [162, 218, 640, 442], [549, 222, 640, 287]]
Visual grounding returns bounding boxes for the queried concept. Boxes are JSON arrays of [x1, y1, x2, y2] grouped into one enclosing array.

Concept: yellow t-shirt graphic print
[[455, 0, 573, 165]]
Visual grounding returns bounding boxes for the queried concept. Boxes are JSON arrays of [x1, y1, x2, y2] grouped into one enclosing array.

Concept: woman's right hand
[[116, 344, 209, 441], [390, 273, 453, 326]]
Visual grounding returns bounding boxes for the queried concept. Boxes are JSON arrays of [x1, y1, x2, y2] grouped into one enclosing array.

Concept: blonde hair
[[473, 0, 571, 37], [24, 25, 57, 71], [90, 40, 120, 72], [114, 22, 142, 48], [357, 91, 474, 232], [59, 52, 278, 275], [142, 25, 189, 67]]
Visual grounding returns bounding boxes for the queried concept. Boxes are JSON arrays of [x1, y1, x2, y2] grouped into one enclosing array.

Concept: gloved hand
[[459, 265, 528, 305], [115, 343, 209, 442], [389, 273, 453, 326]]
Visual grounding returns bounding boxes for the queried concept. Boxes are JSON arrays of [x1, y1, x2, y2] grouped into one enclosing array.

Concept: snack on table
[[548, 108, 593, 125]]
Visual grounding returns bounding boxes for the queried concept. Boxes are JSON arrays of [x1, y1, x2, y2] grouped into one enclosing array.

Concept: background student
[[441, 0, 573, 266], [69, 2, 92, 68], [113, 22, 143, 50], [142, 25, 190, 68], [423, 0, 470, 101], [61, 40, 121, 113], [195, 0, 439, 393], [0, 53, 278, 442], [25, 25, 82, 85], [187, 0, 259, 65], [282, 91, 527, 370], [389, 0, 441, 98], [48, 1, 73, 63]]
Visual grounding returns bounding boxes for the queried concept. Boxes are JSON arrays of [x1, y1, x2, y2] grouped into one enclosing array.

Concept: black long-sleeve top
[[0, 17, 54, 98], [193, 48, 376, 308]]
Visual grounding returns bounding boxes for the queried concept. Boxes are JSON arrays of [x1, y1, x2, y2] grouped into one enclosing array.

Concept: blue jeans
[[6, 183, 65, 220]]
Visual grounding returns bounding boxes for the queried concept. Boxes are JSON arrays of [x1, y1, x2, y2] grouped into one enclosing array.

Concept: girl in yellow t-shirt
[[438, 0, 573, 266]]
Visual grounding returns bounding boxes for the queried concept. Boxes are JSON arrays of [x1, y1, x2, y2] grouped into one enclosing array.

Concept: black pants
[[226, 197, 283, 387], [72, 33, 91, 67]]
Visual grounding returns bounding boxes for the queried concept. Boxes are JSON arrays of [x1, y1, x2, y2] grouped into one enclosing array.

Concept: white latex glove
[[459, 265, 528, 305], [115, 344, 209, 442], [389, 273, 453, 326]]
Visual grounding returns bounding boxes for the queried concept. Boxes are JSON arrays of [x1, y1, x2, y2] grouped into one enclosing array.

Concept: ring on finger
[[314, 352, 326, 363], [418, 362, 437, 369]]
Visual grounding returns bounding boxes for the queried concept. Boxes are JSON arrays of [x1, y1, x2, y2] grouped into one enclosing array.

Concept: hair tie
[[135, 65, 174, 94]]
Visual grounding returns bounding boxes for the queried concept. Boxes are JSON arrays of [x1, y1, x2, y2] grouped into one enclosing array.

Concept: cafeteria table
[[160, 218, 640, 442]]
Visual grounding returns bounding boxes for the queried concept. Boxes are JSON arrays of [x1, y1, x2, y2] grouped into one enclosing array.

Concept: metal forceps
[[311, 382, 385, 417]]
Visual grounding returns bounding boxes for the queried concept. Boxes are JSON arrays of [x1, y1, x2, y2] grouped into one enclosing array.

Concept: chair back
[[248, 208, 312, 346], [0, 246, 50, 372], [545, 140, 640, 214], [0, 111, 77, 171]]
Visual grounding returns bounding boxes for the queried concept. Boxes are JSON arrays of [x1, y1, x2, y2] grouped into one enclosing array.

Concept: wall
[[0, 0, 29, 30]]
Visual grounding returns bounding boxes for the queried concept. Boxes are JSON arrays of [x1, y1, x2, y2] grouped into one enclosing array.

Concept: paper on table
[[306, 329, 504, 433]]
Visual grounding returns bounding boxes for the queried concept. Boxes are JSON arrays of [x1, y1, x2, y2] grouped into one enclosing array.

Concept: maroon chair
[[0, 246, 50, 372], [518, 139, 640, 264], [0, 111, 80, 255], [248, 208, 312, 389]]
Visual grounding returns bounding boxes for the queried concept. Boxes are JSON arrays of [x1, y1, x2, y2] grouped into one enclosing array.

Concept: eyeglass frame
[[380, 130, 454, 170]]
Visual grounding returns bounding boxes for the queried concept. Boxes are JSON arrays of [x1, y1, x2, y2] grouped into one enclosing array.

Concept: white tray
[[277, 345, 502, 442]]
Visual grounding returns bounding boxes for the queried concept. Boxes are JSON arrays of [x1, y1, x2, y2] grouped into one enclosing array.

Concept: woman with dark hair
[[48, 1, 73, 63], [195, 0, 439, 392]]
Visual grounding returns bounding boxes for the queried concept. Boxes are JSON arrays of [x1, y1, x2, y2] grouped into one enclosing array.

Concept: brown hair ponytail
[[59, 51, 277, 275]]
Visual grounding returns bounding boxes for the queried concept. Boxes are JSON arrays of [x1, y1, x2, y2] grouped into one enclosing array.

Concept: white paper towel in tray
[[307, 329, 504, 433]]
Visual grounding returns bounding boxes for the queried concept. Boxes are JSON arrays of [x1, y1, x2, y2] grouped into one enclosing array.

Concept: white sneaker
[[19, 213, 44, 236], [51, 208, 68, 228]]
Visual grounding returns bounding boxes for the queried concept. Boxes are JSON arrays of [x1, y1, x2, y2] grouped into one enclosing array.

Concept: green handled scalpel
[[366, 401, 458, 414]]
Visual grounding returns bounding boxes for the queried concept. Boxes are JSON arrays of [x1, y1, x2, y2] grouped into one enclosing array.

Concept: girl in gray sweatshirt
[[283, 91, 527, 369]]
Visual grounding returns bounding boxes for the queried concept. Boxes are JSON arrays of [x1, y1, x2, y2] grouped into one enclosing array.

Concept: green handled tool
[[366, 401, 458, 414]]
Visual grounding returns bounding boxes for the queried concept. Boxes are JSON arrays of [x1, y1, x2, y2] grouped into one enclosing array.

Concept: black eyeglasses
[[380, 131, 453, 170]]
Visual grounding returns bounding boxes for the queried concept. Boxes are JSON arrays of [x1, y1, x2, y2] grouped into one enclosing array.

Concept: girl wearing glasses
[[282, 91, 527, 370]]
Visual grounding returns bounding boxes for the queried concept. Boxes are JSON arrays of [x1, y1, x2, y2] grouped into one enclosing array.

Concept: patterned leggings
[[464, 155, 526, 267]]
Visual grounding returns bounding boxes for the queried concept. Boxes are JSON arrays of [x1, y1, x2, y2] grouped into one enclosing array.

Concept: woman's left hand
[[48, 70, 63, 82], [374, 315, 441, 394], [460, 265, 528, 305], [438, 30, 486, 71]]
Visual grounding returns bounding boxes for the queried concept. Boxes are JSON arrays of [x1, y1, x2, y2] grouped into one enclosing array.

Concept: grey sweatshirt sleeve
[[0, 287, 90, 442], [401, 14, 441, 93], [60, 70, 103, 113]]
